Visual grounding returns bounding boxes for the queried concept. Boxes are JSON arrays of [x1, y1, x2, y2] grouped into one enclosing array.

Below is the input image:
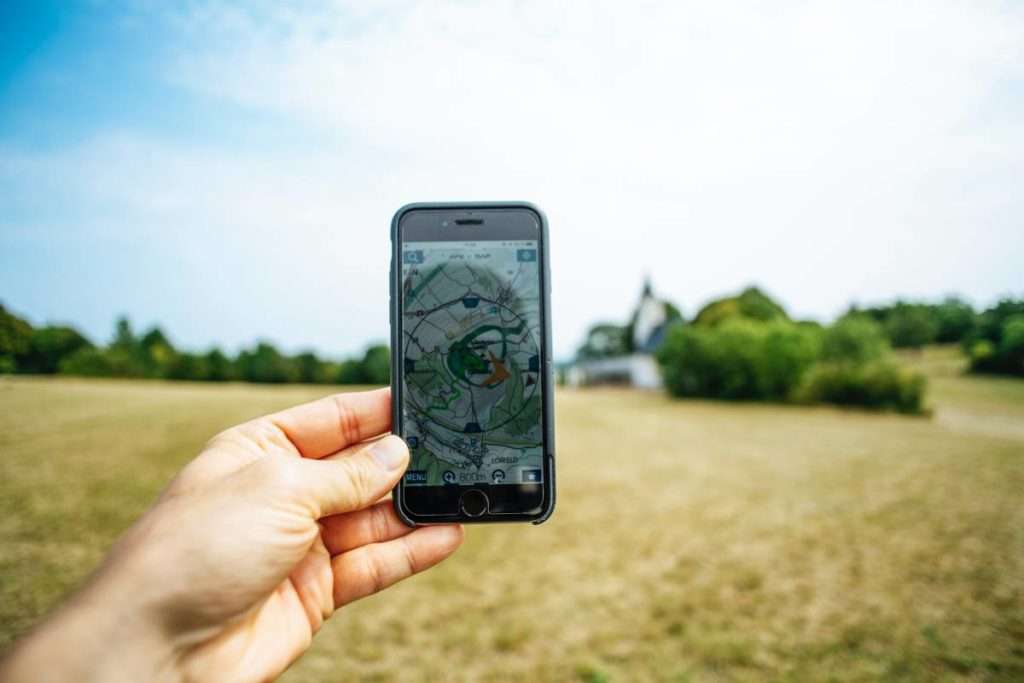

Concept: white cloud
[[5, 1, 1023, 357]]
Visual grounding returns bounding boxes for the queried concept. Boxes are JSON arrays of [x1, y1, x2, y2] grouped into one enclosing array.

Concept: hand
[[0, 388, 463, 683]]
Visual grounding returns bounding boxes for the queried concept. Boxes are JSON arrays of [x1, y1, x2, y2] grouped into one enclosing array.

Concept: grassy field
[[1, 347, 1022, 681]]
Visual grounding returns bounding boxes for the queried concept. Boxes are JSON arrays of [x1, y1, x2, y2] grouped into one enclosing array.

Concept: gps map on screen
[[401, 240, 544, 487]]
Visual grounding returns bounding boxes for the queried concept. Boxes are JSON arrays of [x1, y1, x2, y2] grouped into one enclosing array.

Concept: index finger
[[268, 388, 392, 459]]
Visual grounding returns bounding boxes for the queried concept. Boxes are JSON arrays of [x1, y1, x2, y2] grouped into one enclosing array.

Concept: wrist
[[0, 537, 183, 682]]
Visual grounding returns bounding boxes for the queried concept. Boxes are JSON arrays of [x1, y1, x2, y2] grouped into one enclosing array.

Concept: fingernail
[[371, 436, 408, 470]]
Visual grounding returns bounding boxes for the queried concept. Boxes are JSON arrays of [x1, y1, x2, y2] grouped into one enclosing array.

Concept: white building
[[566, 279, 676, 389]]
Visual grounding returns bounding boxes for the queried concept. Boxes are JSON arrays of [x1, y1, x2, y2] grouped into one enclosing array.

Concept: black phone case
[[389, 201, 556, 526]]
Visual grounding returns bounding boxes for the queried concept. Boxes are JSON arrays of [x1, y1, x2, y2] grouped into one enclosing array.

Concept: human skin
[[0, 388, 464, 683]]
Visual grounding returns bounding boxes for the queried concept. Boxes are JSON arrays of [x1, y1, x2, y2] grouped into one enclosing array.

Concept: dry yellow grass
[[1, 348, 1022, 681]]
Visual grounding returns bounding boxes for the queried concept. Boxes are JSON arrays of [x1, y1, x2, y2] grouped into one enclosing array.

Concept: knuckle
[[254, 418, 297, 453], [399, 536, 418, 576], [369, 503, 391, 541], [331, 395, 362, 445], [343, 457, 377, 507], [223, 418, 292, 456], [360, 551, 386, 595]]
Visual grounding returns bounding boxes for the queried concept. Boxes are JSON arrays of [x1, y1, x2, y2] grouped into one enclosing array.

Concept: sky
[[1, 0, 1022, 360]]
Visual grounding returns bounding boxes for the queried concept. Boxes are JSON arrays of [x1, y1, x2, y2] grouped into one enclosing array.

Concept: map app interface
[[401, 240, 544, 487]]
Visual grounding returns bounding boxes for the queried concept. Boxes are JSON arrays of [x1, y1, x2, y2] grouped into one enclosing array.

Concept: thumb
[[272, 435, 410, 518]]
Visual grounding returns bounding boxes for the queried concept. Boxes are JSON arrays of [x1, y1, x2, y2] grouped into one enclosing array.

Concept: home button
[[460, 489, 488, 517]]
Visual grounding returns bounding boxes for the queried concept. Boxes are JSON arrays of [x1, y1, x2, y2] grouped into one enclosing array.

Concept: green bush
[[967, 300, 1024, 376], [883, 304, 937, 348], [821, 317, 888, 364], [1001, 315, 1024, 351], [967, 339, 996, 367], [59, 347, 144, 377], [656, 319, 819, 401], [795, 361, 926, 414], [757, 322, 823, 399], [995, 315, 1024, 374], [658, 310, 927, 413]]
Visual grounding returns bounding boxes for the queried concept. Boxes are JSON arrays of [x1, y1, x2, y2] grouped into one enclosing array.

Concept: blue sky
[[2, 1, 1023, 359]]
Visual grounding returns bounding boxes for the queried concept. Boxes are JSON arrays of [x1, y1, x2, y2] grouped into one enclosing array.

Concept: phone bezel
[[390, 202, 556, 526]]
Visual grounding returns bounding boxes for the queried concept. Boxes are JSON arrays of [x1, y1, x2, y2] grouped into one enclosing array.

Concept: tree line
[[0, 306, 390, 385], [846, 297, 1024, 375]]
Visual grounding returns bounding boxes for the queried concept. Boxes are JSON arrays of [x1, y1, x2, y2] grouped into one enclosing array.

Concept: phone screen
[[400, 239, 545, 490]]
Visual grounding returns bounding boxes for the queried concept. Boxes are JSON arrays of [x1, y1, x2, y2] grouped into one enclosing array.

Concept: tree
[[112, 316, 137, 351], [0, 303, 33, 373], [236, 342, 298, 383], [972, 299, 1024, 348], [295, 351, 325, 384], [361, 345, 391, 385], [139, 327, 176, 377], [933, 297, 976, 343], [336, 359, 367, 384], [166, 353, 210, 381], [21, 326, 93, 374], [967, 299, 1024, 376], [95, 315, 148, 376], [999, 316, 1024, 365], [140, 327, 171, 351], [204, 348, 234, 381], [883, 303, 937, 348], [692, 286, 788, 327], [848, 297, 974, 347]]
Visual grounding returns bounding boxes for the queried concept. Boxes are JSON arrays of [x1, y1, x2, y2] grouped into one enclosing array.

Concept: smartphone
[[390, 202, 555, 525]]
